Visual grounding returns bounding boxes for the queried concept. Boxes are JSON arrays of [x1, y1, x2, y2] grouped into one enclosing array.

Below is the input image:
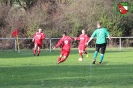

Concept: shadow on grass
[[0, 64, 133, 88]]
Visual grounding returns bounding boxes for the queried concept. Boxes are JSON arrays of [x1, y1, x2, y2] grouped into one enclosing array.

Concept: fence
[[111, 37, 133, 50], [0, 37, 133, 52], [0, 38, 59, 52]]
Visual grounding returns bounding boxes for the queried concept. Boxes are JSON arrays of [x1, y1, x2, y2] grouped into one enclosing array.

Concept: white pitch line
[[83, 62, 93, 88]]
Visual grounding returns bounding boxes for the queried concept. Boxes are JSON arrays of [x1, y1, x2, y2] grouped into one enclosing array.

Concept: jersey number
[[64, 40, 68, 44], [98, 31, 102, 37]]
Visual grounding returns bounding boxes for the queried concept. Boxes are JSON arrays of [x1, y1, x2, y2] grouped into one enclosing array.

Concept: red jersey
[[33, 32, 46, 44], [76, 34, 90, 46], [55, 36, 74, 51]]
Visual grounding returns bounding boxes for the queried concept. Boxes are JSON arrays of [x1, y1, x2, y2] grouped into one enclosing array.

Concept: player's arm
[[108, 35, 112, 44], [75, 36, 80, 41], [86, 37, 93, 45], [32, 38, 35, 42], [85, 35, 90, 46], [86, 31, 96, 45], [53, 38, 63, 49], [41, 33, 46, 40], [106, 31, 112, 44], [69, 36, 75, 41], [32, 34, 36, 42]]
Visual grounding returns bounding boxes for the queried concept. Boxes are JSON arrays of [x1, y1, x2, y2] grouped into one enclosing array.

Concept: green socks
[[100, 54, 104, 62], [94, 51, 98, 59], [94, 51, 104, 63]]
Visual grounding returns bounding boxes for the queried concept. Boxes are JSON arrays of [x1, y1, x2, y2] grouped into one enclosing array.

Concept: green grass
[[0, 48, 133, 88]]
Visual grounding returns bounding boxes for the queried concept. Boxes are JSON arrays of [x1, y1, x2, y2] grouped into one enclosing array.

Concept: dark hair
[[82, 29, 85, 31], [62, 31, 67, 35], [97, 22, 102, 26]]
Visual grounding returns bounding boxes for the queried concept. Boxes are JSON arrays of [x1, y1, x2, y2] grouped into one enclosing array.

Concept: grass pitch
[[0, 48, 133, 88]]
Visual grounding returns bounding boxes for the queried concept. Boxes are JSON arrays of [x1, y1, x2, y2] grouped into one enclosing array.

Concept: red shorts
[[61, 49, 70, 57], [35, 42, 42, 48], [78, 45, 86, 51]]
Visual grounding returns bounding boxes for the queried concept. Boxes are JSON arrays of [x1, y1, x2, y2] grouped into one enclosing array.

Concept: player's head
[[97, 22, 102, 28], [82, 29, 86, 34], [38, 28, 42, 33], [62, 31, 67, 36]]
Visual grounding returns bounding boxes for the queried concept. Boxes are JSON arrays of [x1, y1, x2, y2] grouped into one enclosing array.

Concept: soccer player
[[32, 29, 46, 56], [75, 29, 90, 60], [86, 22, 112, 65], [53, 32, 74, 64]]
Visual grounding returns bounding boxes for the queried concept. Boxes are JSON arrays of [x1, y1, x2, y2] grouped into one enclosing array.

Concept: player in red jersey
[[53, 32, 74, 64], [32, 29, 46, 56], [75, 29, 90, 60]]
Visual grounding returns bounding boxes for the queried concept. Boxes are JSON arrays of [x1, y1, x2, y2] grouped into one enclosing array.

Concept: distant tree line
[[0, 0, 133, 49]]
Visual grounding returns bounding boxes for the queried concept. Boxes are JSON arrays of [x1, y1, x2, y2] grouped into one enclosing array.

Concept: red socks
[[34, 49, 36, 55], [34, 49, 40, 55], [60, 57, 67, 62], [79, 51, 88, 58], [57, 57, 67, 63], [84, 51, 87, 54], [38, 50, 40, 55], [79, 53, 83, 58], [58, 57, 61, 62]]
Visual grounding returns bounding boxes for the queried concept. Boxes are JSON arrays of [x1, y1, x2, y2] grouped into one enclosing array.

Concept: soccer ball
[[78, 58, 83, 62]]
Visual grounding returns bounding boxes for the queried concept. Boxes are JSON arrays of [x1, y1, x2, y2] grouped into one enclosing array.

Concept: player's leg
[[56, 50, 64, 64], [57, 54, 63, 64], [37, 43, 42, 56], [37, 46, 40, 56], [58, 51, 70, 64], [83, 50, 88, 54], [80, 48, 87, 60], [33, 43, 38, 56], [84, 51, 87, 54], [99, 43, 106, 65], [83, 46, 88, 57], [79, 50, 83, 58], [60, 55, 67, 63], [78, 46, 83, 59], [83, 46, 87, 54], [92, 44, 100, 64]]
